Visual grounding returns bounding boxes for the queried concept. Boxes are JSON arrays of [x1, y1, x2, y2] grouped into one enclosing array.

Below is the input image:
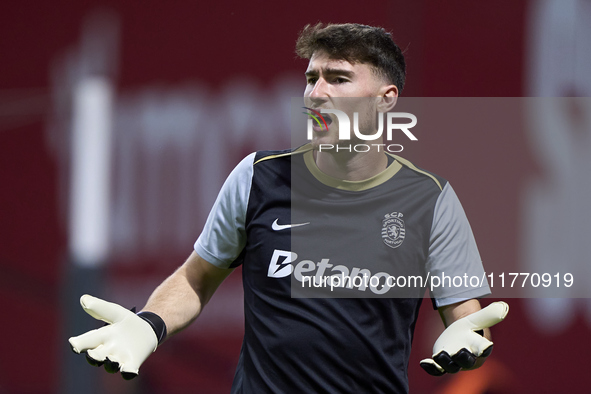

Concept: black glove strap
[[137, 311, 167, 345]]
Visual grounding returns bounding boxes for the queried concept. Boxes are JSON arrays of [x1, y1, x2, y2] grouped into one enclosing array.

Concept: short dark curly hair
[[295, 23, 406, 93]]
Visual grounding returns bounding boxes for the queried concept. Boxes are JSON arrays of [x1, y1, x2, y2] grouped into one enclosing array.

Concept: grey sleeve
[[194, 152, 255, 268], [427, 183, 491, 308]]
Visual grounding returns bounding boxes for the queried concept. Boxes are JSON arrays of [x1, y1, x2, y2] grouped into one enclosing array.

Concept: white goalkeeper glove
[[420, 301, 509, 376], [68, 294, 167, 380]]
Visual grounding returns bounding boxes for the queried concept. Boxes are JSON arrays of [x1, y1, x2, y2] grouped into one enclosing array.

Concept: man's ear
[[377, 84, 398, 112]]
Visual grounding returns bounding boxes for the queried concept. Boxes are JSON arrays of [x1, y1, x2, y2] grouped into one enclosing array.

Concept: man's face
[[303, 51, 396, 148]]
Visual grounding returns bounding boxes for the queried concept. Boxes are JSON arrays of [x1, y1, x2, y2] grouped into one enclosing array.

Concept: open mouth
[[305, 108, 333, 132]]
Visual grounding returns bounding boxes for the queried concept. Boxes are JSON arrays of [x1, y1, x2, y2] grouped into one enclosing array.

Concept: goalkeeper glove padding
[[420, 301, 509, 376], [69, 294, 166, 380]]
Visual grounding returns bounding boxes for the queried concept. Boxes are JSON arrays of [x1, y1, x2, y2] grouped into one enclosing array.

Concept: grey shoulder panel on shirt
[[194, 152, 255, 268], [428, 183, 491, 307]]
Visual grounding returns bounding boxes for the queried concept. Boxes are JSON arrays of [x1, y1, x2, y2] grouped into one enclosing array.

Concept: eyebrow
[[305, 68, 355, 78]]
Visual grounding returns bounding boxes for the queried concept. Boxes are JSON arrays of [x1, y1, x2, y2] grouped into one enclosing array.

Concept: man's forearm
[[141, 265, 204, 337], [141, 251, 234, 338]]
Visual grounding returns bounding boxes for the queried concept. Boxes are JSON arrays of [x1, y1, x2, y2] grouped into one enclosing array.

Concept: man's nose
[[309, 78, 329, 98]]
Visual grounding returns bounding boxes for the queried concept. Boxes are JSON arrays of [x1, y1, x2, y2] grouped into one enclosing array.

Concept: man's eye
[[334, 78, 348, 84], [307, 78, 317, 84]]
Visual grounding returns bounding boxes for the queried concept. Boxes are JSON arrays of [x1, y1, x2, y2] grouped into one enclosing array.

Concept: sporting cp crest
[[382, 212, 405, 249]]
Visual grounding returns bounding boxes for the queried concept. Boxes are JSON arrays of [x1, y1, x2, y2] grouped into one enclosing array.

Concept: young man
[[70, 23, 508, 393]]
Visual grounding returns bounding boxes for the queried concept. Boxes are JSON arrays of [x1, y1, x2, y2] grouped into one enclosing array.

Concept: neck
[[313, 148, 388, 181]]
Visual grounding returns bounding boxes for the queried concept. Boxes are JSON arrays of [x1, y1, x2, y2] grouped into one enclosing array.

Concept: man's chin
[[310, 137, 338, 151]]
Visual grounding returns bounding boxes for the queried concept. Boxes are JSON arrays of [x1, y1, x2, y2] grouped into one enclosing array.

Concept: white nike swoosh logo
[[272, 218, 310, 231]]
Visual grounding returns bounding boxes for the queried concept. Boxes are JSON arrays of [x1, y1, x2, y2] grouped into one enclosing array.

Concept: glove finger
[[470, 332, 494, 357], [419, 358, 445, 376], [465, 301, 509, 330], [69, 329, 104, 354], [120, 359, 141, 377], [480, 343, 493, 358], [121, 371, 138, 380], [451, 348, 477, 369], [80, 294, 130, 324], [434, 351, 461, 374], [87, 345, 109, 364], [104, 358, 120, 374], [85, 353, 104, 367]]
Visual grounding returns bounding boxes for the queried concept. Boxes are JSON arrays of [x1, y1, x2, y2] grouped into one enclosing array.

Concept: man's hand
[[68, 294, 159, 380], [420, 301, 509, 376]]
